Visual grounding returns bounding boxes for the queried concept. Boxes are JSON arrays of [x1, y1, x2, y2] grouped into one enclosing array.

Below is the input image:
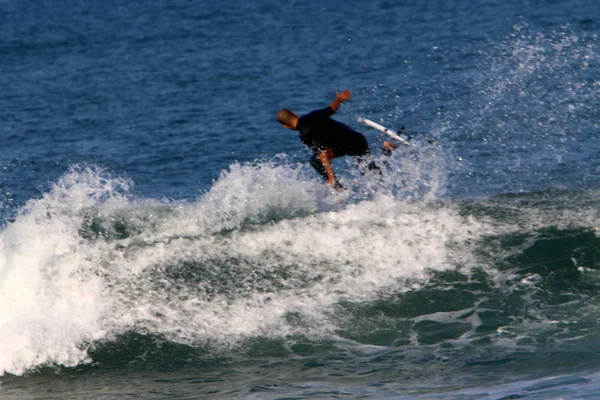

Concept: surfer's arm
[[318, 151, 342, 191], [328, 90, 352, 113]]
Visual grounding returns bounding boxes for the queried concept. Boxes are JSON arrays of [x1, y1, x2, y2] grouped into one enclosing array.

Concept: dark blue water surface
[[1, 0, 600, 399]]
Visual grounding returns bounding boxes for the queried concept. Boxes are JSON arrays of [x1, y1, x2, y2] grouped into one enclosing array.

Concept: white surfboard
[[357, 117, 413, 147]]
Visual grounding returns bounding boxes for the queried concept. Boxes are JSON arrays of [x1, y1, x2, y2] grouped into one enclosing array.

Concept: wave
[[0, 153, 457, 376], [3, 160, 600, 376]]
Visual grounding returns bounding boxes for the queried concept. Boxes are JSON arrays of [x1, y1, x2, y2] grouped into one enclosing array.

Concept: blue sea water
[[1, 0, 600, 398]]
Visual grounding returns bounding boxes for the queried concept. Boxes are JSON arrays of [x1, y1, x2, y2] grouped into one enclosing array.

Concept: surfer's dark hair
[[277, 109, 296, 127]]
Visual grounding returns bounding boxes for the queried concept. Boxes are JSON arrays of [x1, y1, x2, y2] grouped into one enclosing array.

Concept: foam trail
[[86, 153, 484, 348], [0, 163, 327, 374], [108, 196, 487, 346], [0, 158, 477, 375]]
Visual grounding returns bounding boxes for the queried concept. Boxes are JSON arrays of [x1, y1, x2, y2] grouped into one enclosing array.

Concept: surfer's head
[[277, 109, 299, 130]]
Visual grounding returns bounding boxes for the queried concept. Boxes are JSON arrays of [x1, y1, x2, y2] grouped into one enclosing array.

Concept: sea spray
[[0, 167, 131, 375], [0, 160, 480, 375]]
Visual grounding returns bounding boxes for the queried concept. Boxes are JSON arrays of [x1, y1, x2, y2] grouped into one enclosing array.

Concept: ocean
[[1, 0, 599, 398]]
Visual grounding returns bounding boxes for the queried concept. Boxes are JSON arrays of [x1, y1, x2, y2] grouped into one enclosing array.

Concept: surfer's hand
[[336, 90, 352, 102], [328, 179, 344, 192], [329, 91, 351, 112]]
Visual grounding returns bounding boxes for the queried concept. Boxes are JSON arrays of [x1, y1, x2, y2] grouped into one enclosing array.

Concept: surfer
[[277, 90, 396, 190]]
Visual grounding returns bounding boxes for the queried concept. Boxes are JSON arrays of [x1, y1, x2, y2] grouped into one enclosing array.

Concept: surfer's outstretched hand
[[335, 90, 352, 102]]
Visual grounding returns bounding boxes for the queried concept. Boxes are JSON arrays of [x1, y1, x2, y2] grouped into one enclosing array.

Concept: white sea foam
[[10, 157, 600, 377], [0, 167, 130, 375], [0, 161, 484, 375], [4, 161, 600, 375]]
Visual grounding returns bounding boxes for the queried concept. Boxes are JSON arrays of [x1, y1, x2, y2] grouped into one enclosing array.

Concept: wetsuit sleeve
[[307, 107, 335, 119]]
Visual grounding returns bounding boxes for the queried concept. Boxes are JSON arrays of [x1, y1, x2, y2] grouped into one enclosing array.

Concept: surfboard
[[357, 117, 413, 147]]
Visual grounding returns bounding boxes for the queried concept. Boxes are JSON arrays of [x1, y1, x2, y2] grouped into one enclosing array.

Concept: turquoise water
[[1, 0, 600, 398]]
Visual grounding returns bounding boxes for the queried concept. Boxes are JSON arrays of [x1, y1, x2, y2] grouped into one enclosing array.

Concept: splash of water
[[0, 156, 476, 375]]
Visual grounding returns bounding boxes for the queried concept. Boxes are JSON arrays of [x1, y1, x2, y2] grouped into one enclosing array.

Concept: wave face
[[3, 161, 600, 381], [0, 153, 455, 375]]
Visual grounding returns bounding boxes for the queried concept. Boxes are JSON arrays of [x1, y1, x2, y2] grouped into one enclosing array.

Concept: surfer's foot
[[382, 141, 398, 157], [383, 141, 398, 150]]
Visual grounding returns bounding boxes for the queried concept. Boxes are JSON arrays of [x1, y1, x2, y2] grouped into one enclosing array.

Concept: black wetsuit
[[297, 106, 372, 185]]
